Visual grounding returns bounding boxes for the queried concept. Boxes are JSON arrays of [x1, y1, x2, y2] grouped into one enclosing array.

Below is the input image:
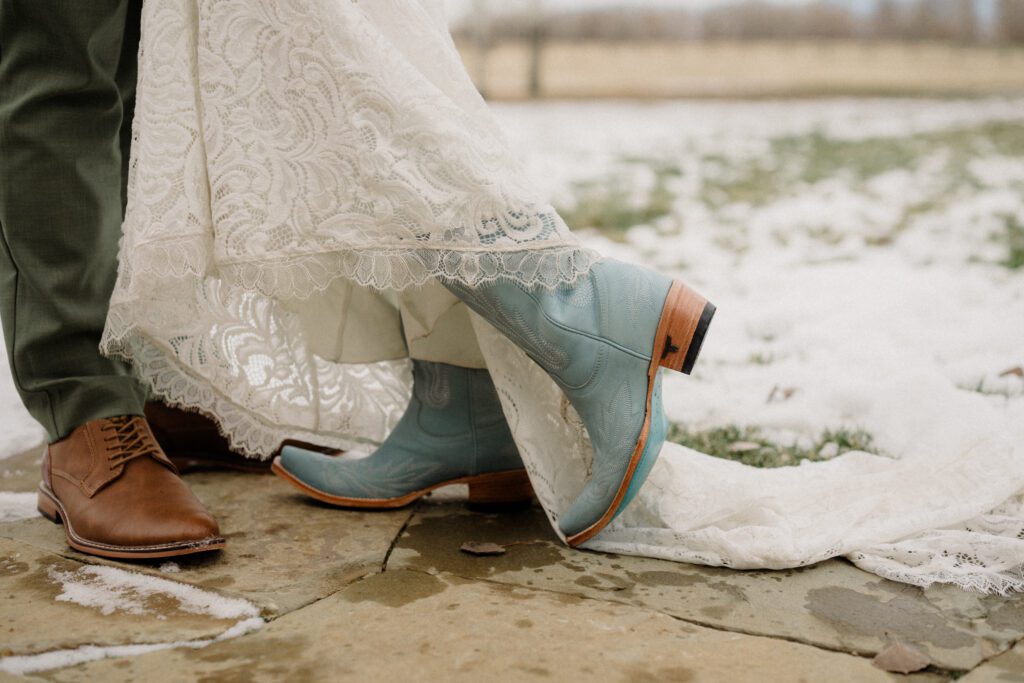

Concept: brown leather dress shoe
[[37, 416, 225, 560], [145, 402, 342, 474]]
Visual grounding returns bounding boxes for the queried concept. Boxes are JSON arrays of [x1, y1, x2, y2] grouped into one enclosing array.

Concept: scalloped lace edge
[[111, 238, 602, 305]]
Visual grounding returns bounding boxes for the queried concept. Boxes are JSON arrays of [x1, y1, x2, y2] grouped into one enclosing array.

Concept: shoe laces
[[100, 416, 162, 470]]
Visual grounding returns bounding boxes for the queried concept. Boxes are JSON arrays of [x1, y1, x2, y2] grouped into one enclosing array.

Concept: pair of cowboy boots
[[276, 259, 714, 546]]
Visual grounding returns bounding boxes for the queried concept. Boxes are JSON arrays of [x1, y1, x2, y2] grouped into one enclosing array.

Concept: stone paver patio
[[1, 444, 1021, 682]]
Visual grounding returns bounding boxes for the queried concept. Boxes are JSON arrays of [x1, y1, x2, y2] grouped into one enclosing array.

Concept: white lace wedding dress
[[102, 0, 1024, 593]]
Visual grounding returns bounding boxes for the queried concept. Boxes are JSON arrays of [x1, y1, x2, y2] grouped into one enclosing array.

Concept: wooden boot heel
[[466, 469, 534, 511], [653, 281, 716, 376]]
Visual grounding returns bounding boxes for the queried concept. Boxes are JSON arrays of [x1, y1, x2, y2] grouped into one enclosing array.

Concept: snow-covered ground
[[497, 97, 1024, 460], [0, 347, 44, 459], [0, 97, 1021, 462]]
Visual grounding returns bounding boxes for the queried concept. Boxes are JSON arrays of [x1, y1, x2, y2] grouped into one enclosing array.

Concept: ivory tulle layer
[[103, 0, 1024, 593]]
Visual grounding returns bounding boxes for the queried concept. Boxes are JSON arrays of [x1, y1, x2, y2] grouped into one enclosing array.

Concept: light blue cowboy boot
[[445, 259, 714, 546], [272, 360, 532, 509]]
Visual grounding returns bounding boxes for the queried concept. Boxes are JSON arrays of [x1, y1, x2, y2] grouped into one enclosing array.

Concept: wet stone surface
[[1, 462, 412, 616], [388, 503, 1024, 671], [962, 643, 1024, 683], [45, 571, 899, 683], [1, 456, 1021, 681], [0, 538, 234, 656]]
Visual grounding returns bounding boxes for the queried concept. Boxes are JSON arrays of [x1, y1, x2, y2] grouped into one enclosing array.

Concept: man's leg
[[0, 1, 223, 559], [0, 0, 146, 442]]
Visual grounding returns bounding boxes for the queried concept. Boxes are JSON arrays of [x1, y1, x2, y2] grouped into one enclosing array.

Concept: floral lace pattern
[[102, 0, 593, 455], [107, 0, 594, 306]]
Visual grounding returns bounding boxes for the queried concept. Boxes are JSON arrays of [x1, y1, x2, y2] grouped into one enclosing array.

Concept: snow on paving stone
[[0, 617, 264, 676], [48, 564, 259, 619], [0, 565, 264, 675], [0, 491, 39, 522]]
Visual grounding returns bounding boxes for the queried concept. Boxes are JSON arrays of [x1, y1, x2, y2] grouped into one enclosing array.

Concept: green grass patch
[[666, 424, 880, 468], [559, 119, 1024, 250], [556, 161, 680, 241], [700, 120, 1024, 211], [1001, 215, 1024, 270]]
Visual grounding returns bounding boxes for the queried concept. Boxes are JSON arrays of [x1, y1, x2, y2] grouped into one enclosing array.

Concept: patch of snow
[[48, 565, 258, 620], [158, 562, 181, 574], [0, 346, 46, 461], [1, 564, 263, 675], [0, 617, 264, 675], [0, 491, 39, 522]]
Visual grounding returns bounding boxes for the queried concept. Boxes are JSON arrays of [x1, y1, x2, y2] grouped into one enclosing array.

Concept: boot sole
[[271, 458, 534, 509], [37, 485, 225, 560], [565, 280, 715, 547]]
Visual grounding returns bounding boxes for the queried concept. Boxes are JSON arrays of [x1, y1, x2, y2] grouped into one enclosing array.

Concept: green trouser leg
[[0, 0, 146, 443]]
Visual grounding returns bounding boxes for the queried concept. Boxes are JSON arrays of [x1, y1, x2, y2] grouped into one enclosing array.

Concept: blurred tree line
[[453, 0, 1024, 45]]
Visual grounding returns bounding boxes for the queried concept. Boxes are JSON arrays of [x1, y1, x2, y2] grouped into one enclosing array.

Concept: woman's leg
[[273, 283, 532, 508], [399, 287, 486, 370]]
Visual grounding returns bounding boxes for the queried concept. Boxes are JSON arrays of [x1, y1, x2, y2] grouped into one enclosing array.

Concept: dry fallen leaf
[[872, 641, 930, 674], [766, 385, 799, 403], [459, 542, 507, 556], [999, 366, 1023, 378]]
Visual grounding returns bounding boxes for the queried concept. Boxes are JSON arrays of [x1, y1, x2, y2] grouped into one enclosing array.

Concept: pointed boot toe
[[273, 362, 533, 510]]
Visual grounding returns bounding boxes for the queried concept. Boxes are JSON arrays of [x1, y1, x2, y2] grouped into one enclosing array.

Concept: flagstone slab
[[961, 642, 1024, 683], [46, 570, 897, 682], [0, 538, 235, 657], [388, 503, 1024, 671], [0, 670, 47, 682], [0, 471, 412, 616]]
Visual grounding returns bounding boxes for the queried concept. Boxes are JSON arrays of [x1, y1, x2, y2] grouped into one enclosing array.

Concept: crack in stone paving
[[394, 563, 969, 677], [381, 504, 420, 573], [965, 634, 1024, 674]]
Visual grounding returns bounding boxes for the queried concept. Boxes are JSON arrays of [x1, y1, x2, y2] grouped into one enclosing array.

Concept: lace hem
[[847, 557, 1024, 595], [103, 235, 596, 459], [218, 244, 600, 299], [111, 236, 600, 305], [107, 334, 408, 459]]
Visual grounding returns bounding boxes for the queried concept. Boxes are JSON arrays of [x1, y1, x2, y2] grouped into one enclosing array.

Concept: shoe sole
[[271, 458, 534, 509], [565, 280, 715, 547], [37, 485, 226, 560]]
